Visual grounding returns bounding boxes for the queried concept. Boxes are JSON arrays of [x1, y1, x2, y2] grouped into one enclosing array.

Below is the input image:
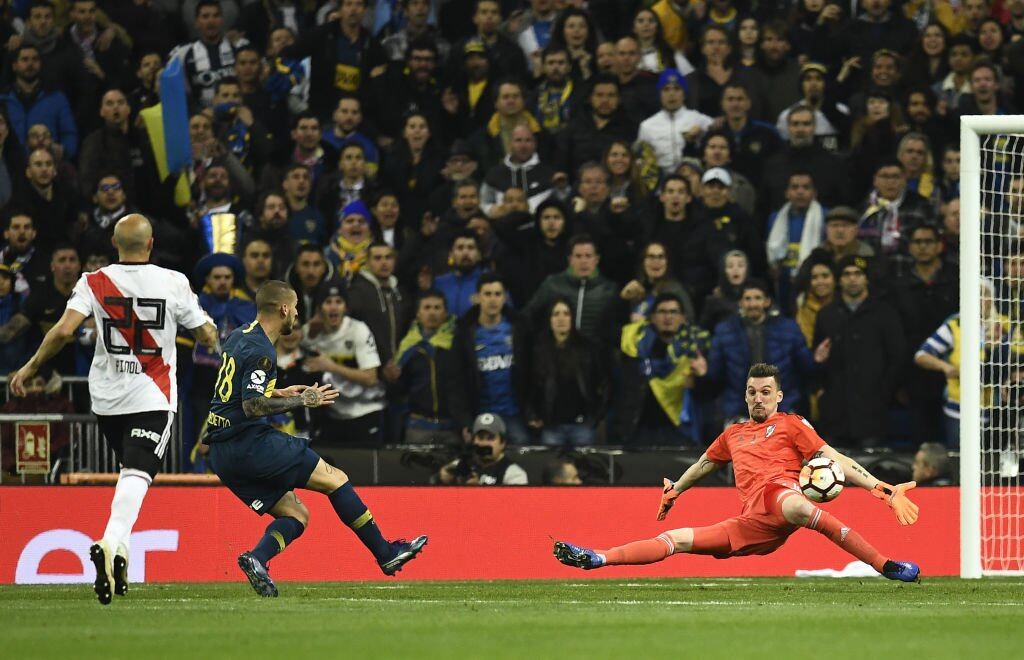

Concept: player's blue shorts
[[209, 427, 321, 516]]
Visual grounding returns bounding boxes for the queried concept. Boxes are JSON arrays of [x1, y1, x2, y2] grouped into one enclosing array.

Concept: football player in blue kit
[[204, 280, 426, 596]]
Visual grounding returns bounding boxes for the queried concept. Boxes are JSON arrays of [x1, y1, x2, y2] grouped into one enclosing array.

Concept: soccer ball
[[799, 457, 845, 503]]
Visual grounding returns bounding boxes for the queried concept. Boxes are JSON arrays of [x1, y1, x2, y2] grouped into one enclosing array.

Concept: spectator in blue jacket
[[706, 279, 828, 421], [435, 229, 487, 319], [0, 45, 78, 159]]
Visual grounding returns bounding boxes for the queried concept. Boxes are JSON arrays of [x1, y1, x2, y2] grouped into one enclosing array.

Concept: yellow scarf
[[334, 236, 370, 279]]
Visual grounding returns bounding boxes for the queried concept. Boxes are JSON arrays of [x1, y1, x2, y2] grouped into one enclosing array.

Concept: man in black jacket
[[279, 0, 386, 119], [554, 75, 637, 184], [813, 254, 906, 448], [891, 224, 958, 445], [347, 242, 411, 370], [760, 105, 850, 216]]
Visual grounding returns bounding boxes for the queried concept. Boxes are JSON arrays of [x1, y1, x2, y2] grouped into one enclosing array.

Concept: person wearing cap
[[636, 67, 713, 176], [444, 38, 497, 135], [775, 63, 846, 153], [813, 253, 906, 448], [428, 140, 480, 217], [706, 278, 826, 424], [450, 0, 529, 84], [697, 166, 765, 278], [301, 277, 386, 447], [326, 198, 375, 282], [436, 412, 528, 485]]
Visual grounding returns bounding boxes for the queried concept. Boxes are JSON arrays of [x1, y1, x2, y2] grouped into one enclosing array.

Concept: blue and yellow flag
[[140, 57, 193, 207]]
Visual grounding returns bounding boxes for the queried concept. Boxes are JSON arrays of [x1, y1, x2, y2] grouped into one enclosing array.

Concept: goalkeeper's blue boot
[[379, 535, 428, 576], [553, 541, 604, 570], [238, 552, 278, 597], [882, 560, 921, 582]]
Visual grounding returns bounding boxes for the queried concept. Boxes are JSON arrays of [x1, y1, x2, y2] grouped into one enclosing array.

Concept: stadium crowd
[[0, 0, 1021, 472]]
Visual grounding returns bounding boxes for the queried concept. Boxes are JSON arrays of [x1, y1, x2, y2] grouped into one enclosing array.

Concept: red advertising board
[[0, 486, 958, 584]]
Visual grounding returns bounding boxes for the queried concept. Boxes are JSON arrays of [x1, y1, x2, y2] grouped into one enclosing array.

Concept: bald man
[[11, 213, 219, 606]]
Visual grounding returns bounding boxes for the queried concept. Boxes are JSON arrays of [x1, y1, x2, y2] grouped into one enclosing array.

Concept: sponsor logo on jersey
[[250, 499, 263, 511], [477, 354, 514, 372], [840, 527, 850, 542], [130, 428, 161, 442], [247, 369, 267, 392], [765, 424, 776, 438]]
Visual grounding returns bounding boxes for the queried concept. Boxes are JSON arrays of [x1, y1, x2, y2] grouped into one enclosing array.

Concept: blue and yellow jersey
[[205, 320, 278, 443]]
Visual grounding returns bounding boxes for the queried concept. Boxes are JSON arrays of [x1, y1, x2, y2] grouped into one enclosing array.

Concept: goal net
[[961, 117, 1024, 577]]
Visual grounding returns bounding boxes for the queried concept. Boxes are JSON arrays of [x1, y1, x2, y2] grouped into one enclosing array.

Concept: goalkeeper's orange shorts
[[690, 480, 802, 558]]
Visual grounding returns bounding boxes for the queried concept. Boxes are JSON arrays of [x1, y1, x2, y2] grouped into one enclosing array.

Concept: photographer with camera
[[436, 413, 528, 485]]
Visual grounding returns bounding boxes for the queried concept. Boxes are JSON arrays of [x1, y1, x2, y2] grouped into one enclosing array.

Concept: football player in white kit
[[11, 214, 219, 605]]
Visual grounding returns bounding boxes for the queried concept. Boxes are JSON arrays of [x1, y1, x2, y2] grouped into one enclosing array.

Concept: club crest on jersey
[[765, 424, 776, 438]]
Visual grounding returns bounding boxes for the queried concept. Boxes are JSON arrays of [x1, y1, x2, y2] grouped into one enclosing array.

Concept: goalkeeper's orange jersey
[[706, 412, 824, 509]]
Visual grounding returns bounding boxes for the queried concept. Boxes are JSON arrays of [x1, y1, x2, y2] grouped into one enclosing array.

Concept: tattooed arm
[[817, 444, 880, 490], [242, 382, 339, 418], [670, 452, 725, 494]]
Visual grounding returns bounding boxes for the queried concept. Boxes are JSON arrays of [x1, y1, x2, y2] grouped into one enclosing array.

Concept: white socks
[[101, 469, 152, 553]]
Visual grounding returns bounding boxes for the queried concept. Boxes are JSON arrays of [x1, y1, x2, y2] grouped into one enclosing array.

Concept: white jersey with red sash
[[66, 263, 210, 415]]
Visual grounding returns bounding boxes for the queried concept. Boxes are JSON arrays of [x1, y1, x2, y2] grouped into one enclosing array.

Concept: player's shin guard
[[101, 469, 151, 551], [805, 507, 887, 573], [597, 533, 675, 565], [328, 482, 392, 562], [251, 517, 305, 565]]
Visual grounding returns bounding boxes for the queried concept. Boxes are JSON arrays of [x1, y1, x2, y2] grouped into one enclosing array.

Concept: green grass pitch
[[2, 578, 1022, 659]]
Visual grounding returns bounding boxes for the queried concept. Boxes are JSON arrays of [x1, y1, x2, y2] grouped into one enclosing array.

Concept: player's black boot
[[379, 535, 428, 576], [238, 552, 279, 597], [113, 543, 129, 597], [89, 541, 113, 605]]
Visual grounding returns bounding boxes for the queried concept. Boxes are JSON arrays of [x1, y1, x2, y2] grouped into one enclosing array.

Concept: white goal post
[[960, 116, 1024, 578]]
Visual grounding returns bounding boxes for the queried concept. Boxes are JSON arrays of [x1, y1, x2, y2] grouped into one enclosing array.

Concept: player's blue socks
[[251, 517, 305, 565], [328, 482, 392, 562]]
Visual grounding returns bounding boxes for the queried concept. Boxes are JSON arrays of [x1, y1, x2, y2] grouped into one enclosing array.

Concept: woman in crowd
[[632, 7, 694, 75], [904, 22, 949, 88], [526, 298, 608, 447], [700, 248, 749, 330], [620, 241, 696, 324], [551, 7, 599, 80], [381, 113, 445, 230]]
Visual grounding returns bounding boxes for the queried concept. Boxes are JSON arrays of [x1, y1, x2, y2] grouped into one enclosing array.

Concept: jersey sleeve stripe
[[87, 270, 173, 403]]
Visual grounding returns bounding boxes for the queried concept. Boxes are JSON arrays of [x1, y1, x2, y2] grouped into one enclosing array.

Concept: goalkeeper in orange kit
[[554, 363, 922, 582]]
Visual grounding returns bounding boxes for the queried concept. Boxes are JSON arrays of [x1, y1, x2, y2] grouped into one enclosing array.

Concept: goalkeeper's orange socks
[[596, 533, 675, 565], [805, 507, 887, 573]]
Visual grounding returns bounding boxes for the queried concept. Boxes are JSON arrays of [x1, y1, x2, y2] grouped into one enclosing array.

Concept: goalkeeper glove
[[657, 478, 680, 521], [872, 481, 919, 526]]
